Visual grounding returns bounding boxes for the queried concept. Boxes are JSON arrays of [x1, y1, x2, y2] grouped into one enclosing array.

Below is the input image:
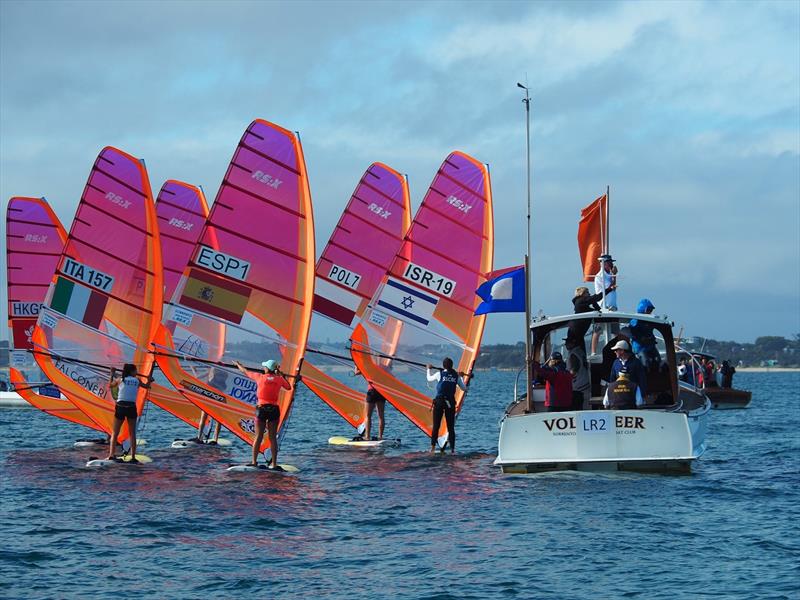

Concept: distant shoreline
[[735, 367, 800, 373]]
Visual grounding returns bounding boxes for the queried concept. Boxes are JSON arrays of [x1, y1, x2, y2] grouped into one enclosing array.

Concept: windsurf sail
[[153, 119, 314, 453], [31, 147, 162, 440], [6, 196, 102, 431], [148, 181, 225, 430], [301, 163, 411, 431], [351, 151, 494, 446]]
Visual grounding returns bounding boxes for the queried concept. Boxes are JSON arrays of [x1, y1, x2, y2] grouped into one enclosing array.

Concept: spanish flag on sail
[[179, 268, 251, 324]]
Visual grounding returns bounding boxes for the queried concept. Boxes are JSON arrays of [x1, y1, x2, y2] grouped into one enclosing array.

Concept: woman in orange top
[[235, 359, 291, 470]]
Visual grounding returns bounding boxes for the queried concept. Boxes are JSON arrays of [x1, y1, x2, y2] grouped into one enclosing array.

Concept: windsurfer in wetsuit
[[236, 359, 291, 470], [426, 357, 468, 454], [107, 363, 151, 463]]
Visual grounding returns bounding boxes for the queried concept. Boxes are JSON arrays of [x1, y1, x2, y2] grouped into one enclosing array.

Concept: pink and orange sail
[[351, 151, 494, 446], [31, 147, 163, 440], [148, 181, 223, 430], [6, 197, 102, 431], [153, 119, 315, 453], [301, 163, 411, 431]]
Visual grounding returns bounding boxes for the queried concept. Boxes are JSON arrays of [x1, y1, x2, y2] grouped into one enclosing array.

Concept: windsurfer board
[[85, 454, 152, 468], [171, 438, 232, 449], [328, 436, 401, 448], [226, 463, 299, 473]]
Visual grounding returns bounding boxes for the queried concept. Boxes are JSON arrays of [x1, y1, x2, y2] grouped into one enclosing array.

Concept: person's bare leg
[[126, 416, 137, 459], [267, 420, 279, 468], [376, 401, 385, 440], [251, 420, 265, 465], [213, 421, 221, 443], [591, 331, 599, 355], [107, 416, 123, 459], [364, 402, 374, 440]]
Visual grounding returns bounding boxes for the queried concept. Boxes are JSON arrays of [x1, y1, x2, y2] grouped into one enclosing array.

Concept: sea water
[[1, 372, 797, 599]]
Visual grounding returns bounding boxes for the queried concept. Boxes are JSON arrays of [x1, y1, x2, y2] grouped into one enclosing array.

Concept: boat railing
[[512, 366, 526, 403]]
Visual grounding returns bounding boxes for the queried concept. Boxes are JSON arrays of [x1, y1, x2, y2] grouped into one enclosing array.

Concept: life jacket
[[607, 379, 637, 409], [436, 368, 459, 400]]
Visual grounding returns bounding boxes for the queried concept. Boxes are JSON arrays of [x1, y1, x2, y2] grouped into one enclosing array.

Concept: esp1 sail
[[31, 147, 163, 439], [301, 163, 411, 431], [6, 197, 102, 431], [148, 181, 223, 429], [154, 119, 314, 452], [351, 152, 494, 446]]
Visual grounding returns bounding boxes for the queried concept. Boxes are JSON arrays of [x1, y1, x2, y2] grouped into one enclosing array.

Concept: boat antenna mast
[[518, 81, 533, 411]]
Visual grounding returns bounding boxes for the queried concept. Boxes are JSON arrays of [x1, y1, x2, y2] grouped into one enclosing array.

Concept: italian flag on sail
[[49, 277, 109, 329]]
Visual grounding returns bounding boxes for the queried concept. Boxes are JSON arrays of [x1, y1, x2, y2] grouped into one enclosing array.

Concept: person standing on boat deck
[[568, 285, 615, 349], [593, 255, 618, 310], [603, 368, 643, 409], [107, 363, 151, 463], [427, 358, 468, 453], [719, 360, 736, 388], [235, 359, 291, 469], [704, 358, 718, 387], [565, 336, 590, 409], [610, 340, 647, 396], [630, 298, 660, 370], [534, 352, 574, 412], [590, 255, 619, 354]]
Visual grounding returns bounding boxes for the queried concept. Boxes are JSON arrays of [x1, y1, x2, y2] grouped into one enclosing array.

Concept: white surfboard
[[328, 436, 401, 448], [73, 439, 108, 448], [226, 463, 299, 473], [85, 454, 152, 468], [171, 438, 232, 449]]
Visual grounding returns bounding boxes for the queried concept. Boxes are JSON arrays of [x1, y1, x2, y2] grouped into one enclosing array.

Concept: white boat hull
[[495, 404, 709, 474]]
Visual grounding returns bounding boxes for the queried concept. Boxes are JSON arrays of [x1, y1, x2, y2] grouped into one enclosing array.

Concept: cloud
[[1, 0, 798, 344]]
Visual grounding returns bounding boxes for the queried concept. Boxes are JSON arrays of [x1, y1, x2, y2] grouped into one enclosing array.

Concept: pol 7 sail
[[301, 163, 411, 431]]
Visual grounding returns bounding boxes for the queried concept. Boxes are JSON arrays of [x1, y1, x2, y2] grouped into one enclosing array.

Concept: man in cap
[[593, 254, 619, 311], [609, 340, 647, 396], [235, 359, 292, 469], [602, 367, 644, 409], [534, 351, 574, 412]]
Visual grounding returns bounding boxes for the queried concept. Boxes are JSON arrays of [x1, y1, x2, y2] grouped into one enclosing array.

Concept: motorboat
[[494, 310, 711, 473], [676, 350, 751, 409]]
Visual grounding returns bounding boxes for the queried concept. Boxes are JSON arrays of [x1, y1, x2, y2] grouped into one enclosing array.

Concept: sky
[[1, 0, 798, 345]]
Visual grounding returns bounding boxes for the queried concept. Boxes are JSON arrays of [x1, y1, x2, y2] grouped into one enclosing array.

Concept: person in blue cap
[[630, 298, 660, 370]]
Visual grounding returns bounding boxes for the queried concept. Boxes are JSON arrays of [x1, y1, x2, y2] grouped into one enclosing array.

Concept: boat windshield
[[531, 314, 678, 408]]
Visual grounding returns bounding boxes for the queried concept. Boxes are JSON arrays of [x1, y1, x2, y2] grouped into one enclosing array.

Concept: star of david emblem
[[401, 295, 414, 310]]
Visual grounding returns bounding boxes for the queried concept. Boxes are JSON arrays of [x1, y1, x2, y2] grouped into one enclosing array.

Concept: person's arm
[[235, 361, 252, 379], [426, 365, 440, 383], [277, 369, 292, 390], [138, 373, 153, 389], [456, 376, 468, 392], [109, 375, 122, 390]]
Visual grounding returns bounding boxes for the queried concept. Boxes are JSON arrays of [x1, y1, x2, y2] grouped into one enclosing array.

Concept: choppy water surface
[[1, 372, 798, 599]]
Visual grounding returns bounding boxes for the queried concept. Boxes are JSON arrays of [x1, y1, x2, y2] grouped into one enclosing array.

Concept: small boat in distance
[[677, 349, 752, 409]]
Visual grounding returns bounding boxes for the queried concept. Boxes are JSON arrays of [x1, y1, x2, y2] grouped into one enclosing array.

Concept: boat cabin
[[514, 311, 686, 413]]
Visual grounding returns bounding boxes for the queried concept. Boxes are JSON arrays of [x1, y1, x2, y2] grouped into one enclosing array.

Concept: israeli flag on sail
[[376, 278, 438, 327], [474, 265, 526, 315]]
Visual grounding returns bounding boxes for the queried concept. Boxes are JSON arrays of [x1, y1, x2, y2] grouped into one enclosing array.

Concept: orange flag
[[577, 194, 608, 281]]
